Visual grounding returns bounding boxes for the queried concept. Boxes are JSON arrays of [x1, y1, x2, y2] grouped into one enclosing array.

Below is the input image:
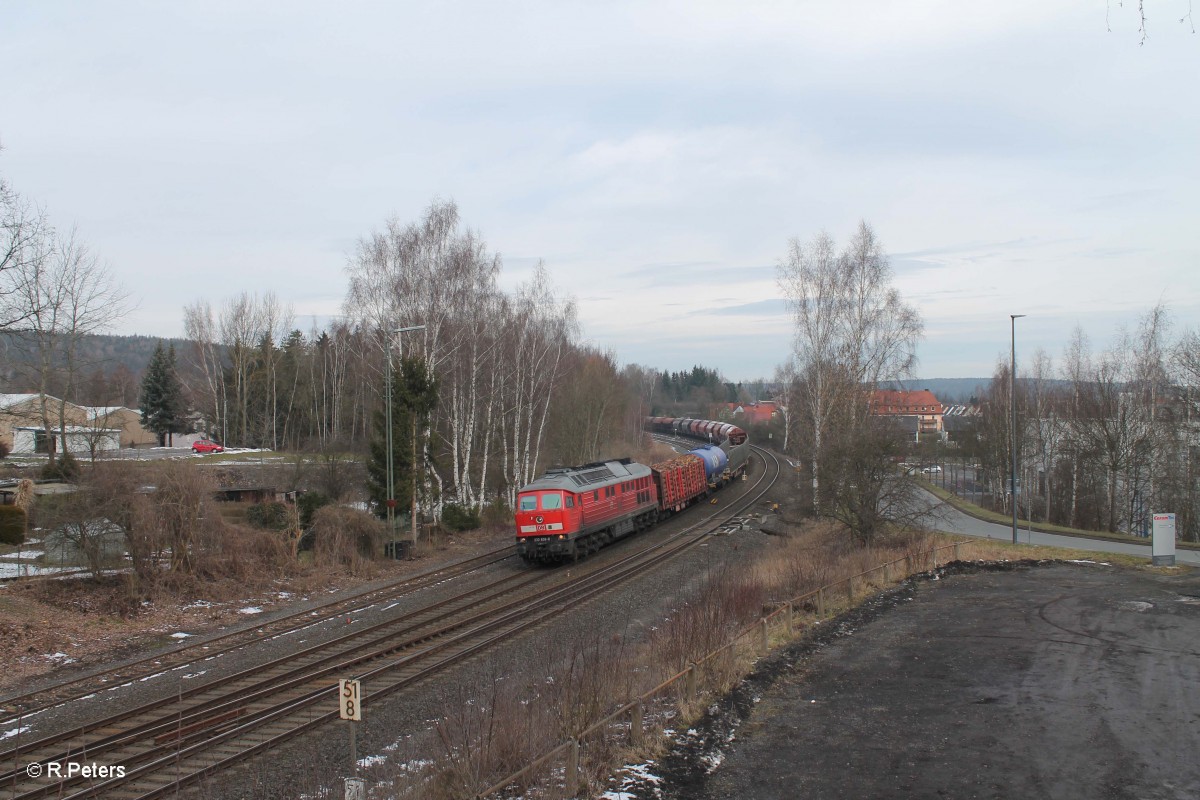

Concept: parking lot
[[651, 561, 1200, 800]]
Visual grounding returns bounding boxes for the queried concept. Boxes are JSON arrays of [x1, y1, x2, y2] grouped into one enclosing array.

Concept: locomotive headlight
[[557, 534, 565, 539]]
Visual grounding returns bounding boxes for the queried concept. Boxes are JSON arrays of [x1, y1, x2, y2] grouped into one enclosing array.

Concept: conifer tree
[[366, 356, 439, 530], [139, 341, 187, 446]]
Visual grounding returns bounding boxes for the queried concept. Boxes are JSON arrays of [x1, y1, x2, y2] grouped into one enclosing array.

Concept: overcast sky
[[2, 2, 1197, 382]]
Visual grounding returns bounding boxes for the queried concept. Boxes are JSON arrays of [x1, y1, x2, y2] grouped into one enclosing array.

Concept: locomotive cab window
[[519, 495, 537, 511], [565, 496, 575, 508], [541, 493, 563, 510]]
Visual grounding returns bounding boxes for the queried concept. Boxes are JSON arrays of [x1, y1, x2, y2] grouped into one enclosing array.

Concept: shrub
[[0, 505, 25, 545], [481, 497, 512, 528], [41, 452, 81, 482], [297, 491, 331, 526], [310, 506, 383, 576], [246, 501, 290, 530], [441, 503, 481, 532]]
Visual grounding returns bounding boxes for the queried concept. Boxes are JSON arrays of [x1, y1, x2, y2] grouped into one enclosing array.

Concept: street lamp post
[[384, 325, 425, 554], [1010, 314, 1026, 545]]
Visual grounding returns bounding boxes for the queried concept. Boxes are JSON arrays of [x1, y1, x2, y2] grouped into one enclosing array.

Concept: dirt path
[[646, 561, 1200, 800]]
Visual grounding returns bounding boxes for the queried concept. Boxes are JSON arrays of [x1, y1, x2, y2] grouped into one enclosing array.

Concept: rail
[[477, 537, 977, 799]]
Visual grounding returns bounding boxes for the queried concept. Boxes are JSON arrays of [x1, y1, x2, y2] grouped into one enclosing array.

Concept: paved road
[[916, 488, 1200, 565], [654, 562, 1200, 799]]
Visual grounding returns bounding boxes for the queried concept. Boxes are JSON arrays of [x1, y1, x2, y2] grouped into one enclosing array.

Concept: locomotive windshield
[[519, 495, 537, 511], [541, 492, 563, 509]]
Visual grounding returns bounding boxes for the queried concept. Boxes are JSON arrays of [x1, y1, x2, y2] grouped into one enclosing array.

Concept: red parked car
[[191, 439, 225, 454]]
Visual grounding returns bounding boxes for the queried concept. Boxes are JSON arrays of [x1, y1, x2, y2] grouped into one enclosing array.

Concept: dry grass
[[310, 505, 384, 578]]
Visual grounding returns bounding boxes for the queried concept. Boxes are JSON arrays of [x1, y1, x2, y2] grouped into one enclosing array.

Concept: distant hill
[[0, 331, 192, 389], [881, 378, 992, 404]]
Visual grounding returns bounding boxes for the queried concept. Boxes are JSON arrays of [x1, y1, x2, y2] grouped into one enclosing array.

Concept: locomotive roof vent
[[573, 467, 616, 486]]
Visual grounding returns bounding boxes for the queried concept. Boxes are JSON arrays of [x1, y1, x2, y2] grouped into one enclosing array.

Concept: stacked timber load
[[651, 454, 708, 512]]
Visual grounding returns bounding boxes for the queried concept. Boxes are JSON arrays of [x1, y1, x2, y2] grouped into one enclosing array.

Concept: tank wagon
[[645, 416, 751, 481]]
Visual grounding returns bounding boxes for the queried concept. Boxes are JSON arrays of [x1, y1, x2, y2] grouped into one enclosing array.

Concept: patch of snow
[[0, 562, 78, 578], [45, 652, 76, 663], [170, 632, 193, 639], [357, 755, 388, 768], [183, 600, 216, 610], [1, 725, 31, 741], [1118, 600, 1154, 613], [238, 606, 263, 615], [1, 549, 46, 559], [603, 761, 662, 799]]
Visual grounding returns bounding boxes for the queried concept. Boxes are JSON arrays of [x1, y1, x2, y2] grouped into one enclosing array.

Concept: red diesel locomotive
[[515, 458, 665, 563], [514, 417, 750, 563]]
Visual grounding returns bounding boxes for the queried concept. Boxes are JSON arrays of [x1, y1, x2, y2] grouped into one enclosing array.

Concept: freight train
[[513, 417, 749, 563]]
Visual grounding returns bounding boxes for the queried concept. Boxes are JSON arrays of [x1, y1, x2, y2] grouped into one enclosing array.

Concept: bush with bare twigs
[[310, 505, 383, 576]]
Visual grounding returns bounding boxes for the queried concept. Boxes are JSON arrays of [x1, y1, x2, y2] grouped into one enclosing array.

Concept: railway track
[[0, 545, 513, 728], [4, 446, 780, 799]]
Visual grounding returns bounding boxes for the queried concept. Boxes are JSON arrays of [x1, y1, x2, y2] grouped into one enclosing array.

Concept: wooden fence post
[[759, 618, 769, 654], [685, 663, 697, 704], [817, 588, 826, 617], [566, 738, 579, 794], [784, 602, 794, 636], [847, 576, 855, 602], [630, 702, 643, 747], [954, 543, 962, 561]]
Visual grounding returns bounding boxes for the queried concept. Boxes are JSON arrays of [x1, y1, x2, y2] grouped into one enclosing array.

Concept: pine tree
[[366, 356, 439, 526], [139, 341, 187, 446]]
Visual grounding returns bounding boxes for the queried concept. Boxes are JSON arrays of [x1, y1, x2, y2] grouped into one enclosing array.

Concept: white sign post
[[1152, 513, 1176, 567], [339, 679, 363, 781], [344, 777, 365, 800]]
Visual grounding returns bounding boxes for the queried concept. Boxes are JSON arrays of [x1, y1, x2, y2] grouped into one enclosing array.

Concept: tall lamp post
[[385, 325, 425, 553], [1010, 314, 1026, 545]]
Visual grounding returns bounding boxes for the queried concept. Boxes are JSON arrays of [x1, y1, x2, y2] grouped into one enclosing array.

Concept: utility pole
[[1010, 314, 1026, 545]]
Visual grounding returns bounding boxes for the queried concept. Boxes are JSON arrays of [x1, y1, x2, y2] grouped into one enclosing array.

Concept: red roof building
[[869, 390, 944, 435], [724, 401, 779, 426]]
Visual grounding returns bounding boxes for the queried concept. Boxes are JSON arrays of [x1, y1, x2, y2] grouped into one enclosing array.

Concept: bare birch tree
[[11, 227, 130, 463], [777, 221, 922, 525], [182, 300, 226, 438], [0, 176, 50, 330]]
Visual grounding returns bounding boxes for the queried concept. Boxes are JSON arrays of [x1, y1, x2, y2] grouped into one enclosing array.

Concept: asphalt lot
[[651, 561, 1200, 800]]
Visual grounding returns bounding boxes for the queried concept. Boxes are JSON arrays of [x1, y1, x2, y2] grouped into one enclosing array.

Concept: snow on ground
[[1, 725, 31, 741], [0, 562, 78, 579], [603, 761, 663, 799], [238, 606, 263, 615]]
